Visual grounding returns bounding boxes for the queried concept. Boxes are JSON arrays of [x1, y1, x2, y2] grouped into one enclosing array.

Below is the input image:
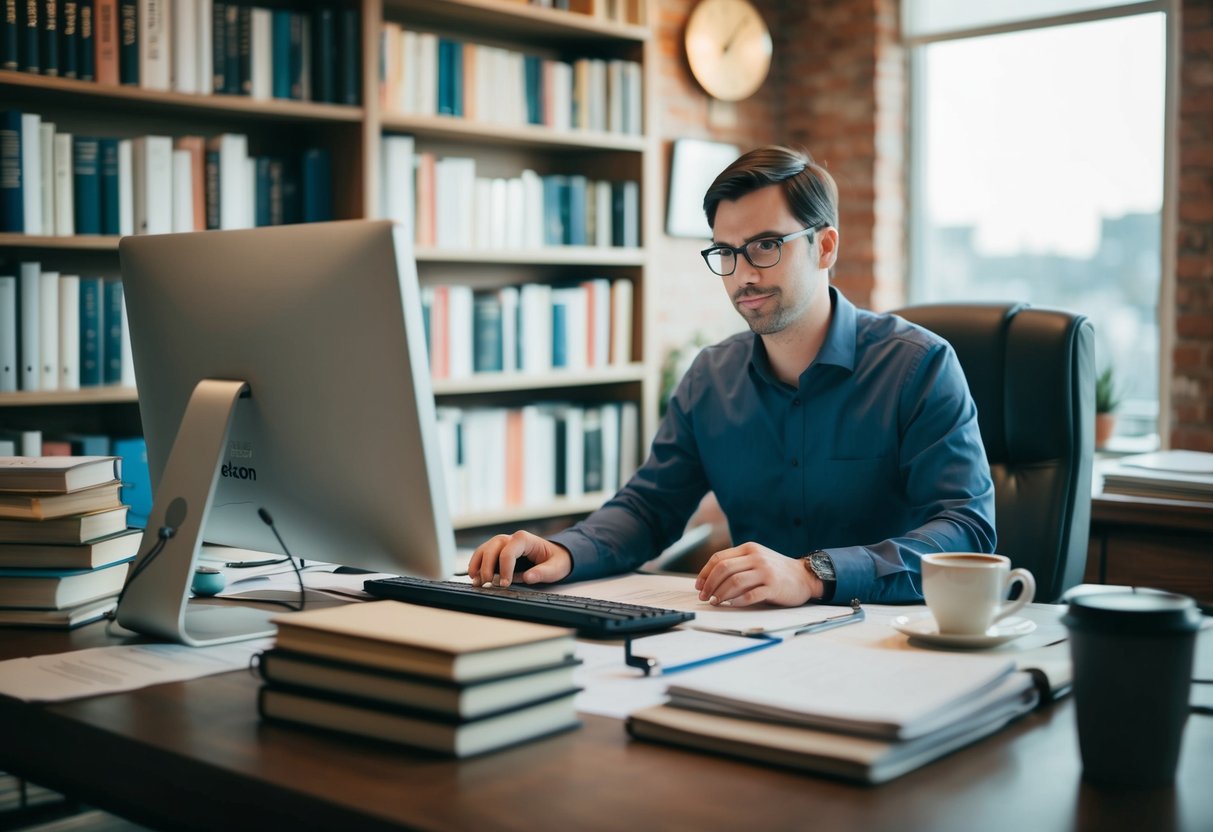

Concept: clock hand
[[721, 17, 754, 55]]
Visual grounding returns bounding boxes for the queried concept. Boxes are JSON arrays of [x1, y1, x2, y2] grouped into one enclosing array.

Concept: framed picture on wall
[[666, 138, 740, 239]]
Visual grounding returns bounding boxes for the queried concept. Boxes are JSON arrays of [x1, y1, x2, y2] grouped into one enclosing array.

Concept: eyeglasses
[[700, 224, 825, 277]]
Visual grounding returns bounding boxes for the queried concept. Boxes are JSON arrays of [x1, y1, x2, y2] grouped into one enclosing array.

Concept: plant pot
[[1096, 412, 1117, 448]]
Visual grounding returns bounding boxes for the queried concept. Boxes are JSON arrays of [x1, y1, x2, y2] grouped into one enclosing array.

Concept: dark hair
[[702, 145, 839, 232]]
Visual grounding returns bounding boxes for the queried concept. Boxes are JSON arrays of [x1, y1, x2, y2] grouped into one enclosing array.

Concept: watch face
[[684, 0, 773, 102]]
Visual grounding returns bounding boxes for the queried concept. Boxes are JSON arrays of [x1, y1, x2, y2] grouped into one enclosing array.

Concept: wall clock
[[684, 0, 773, 102]]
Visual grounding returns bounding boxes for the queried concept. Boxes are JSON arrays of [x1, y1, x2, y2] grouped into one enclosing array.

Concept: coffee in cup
[[921, 553, 1036, 636]]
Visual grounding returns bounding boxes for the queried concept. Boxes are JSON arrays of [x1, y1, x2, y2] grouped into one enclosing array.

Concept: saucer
[[891, 613, 1037, 648]]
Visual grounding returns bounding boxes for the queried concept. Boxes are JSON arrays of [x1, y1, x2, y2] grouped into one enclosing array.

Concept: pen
[[791, 599, 865, 637], [624, 633, 779, 677]]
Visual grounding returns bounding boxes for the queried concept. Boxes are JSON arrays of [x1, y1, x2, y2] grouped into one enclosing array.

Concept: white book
[[19, 430, 42, 456], [600, 402, 621, 495], [471, 178, 492, 249], [462, 408, 509, 513], [399, 28, 418, 114], [119, 294, 135, 387], [588, 58, 608, 132], [38, 270, 60, 391], [139, 0, 171, 91], [594, 179, 613, 247], [171, 149, 193, 232], [517, 283, 552, 374], [520, 169, 545, 248], [504, 177, 525, 250], [244, 157, 256, 229], [38, 122, 54, 235], [207, 134, 250, 230], [552, 61, 573, 132], [609, 277, 633, 365], [606, 59, 625, 134], [131, 135, 174, 235], [57, 274, 80, 391], [522, 405, 557, 507], [52, 132, 74, 236], [381, 134, 415, 235], [618, 180, 639, 247], [19, 113, 41, 235], [560, 405, 585, 498], [250, 8, 272, 100], [17, 262, 40, 391], [624, 60, 643, 135], [416, 32, 438, 117], [195, 0, 213, 95], [0, 275, 16, 392], [619, 401, 639, 484], [433, 407, 464, 517], [117, 139, 134, 236], [446, 284, 474, 380], [173, 0, 197, 93], [498, 285, 518, 374]]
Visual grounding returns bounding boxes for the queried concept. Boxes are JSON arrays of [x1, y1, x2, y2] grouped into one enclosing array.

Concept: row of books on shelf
[[258, 601, 581, 757], [0, 114, 333, 234], [381, 136, 641, 249], [1, 1, 359, 104], [422, 277, 632, 380], [0, 265, 132, 392], [434, 401, 639, 518], [0, 456, 143, 630], [529, 0, 645, 26], [380, 26, 642, 136]]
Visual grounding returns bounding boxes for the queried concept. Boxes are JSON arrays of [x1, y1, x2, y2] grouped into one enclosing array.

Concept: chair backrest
[[895, 303, 1095, 602]]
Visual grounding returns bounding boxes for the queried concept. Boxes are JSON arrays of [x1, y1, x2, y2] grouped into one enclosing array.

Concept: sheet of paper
[[0, 638, 272, 703]]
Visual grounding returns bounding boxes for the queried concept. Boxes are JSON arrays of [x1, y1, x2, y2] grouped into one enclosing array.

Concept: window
[[906, 1, 1171, 446]]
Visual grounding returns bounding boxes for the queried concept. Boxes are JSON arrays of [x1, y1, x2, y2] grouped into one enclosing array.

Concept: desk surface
[[2, 622, 1212, 832]]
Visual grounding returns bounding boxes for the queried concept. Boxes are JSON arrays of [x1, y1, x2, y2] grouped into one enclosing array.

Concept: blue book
[[254, 156, 272, 226], [112, 436, 151, 528], [98, 137, 119, 235], [310, 6, 335, 104], [472, 292, 504, 373], [78, 276, 103, 386], [524, 55, 543, 125], [118, 0, 136, 85], [60, 0, 79, 79], [41, 0, 58, 77], [1, 0, 18, 70], [224, 3, 241, 95], [337, 7, 358, 105], [271, 9, 291, 99], [437, 39, 455, 116], [77, 0, 93, 80], [0, 110, 23, 233], [19, 0, 38, 73], [211, 1, 226, 93], [541, 175, 568, 246], [300, 148, 331, 222], [65, 432, 110, 455], [449, 40, 463, 117], [566, 175, 587, 246], [72, 135, 101, 235], [551, 298, 568, 369], [102, 279, 123, 384]]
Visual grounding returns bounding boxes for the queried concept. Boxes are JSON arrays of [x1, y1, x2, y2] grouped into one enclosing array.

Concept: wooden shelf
[[0, 71, 363, 124], [0, 233, 122, 252], [383, 0, 649, 44], [416, 246, 645, 266], [433, 364, 645, 396], [0, 387, 138, 406], [452, 492, 609, 530], [381, 113, 645, 152]]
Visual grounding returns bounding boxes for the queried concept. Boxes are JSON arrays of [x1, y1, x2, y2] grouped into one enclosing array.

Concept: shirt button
[[791, 458, 799, 467], [792, 398, 801, 406]]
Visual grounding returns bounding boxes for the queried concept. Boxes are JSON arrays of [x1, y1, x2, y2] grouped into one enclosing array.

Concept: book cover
[[130, 134, 172, 235], [270, 8, 289, 99], [0, 594, 117, 628], [20, 113, 41, 235], [77, 277, 102, 386], [41, 0, 58, 77], [137, 0, 169, 91], [0, 456, 120, 493], [309, 6, 333, 104], [117, 0, 137, 85], [37, 121, 52, 234], [0, 558, 129, 610], [194, 0, 211, 94], [300, 147, 331, 223], [116, 138, 132, 234], [258, 649, 581, 721], [270, 601, 575, 683], [1, 0, 18, 70], [172, 135, 205, 232], [0, 481, 122, 520], [171, 0, 196, 93], [111, 436, 150, 527], [97, 138, 118, 235], [37, 269, 59, 390], [336, 6, 358, 105], [0, 275, 15, 392], [94, 0, 119, 85], [0, 528, 139, 570], [60, 0, 78, 79], [17, 261, 40, 391], [19, 0, 37, 73], [258, 684, 579, 758], [0, 505, 129, 544], [235, 4, 251, 95], [51, 131, 72, 236], [210, 0, 225, 92], [0, 110, 22, 233], [171, 148, 193, 231], [56, 273, 79, 390], [472, 290, 504, 374], [248, 6, 270, 99], [76, 0, 92, 81], [71, 135, 100, 235], [102, 279, 123, 384]]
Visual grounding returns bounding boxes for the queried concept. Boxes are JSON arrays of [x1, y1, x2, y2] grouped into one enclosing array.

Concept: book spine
[[300, 147, 330, 223], [19, 0, 37, 73], [253, 154, 270, 226], [270, 8, 289, 99], [209, 0, 224, 93], [71, 134, 99, 235], [0, 275, 16, 392], [75, 0, 90, 80], [57, 272, 78, 390], [1, 0, 18, 71], [59, 0, 76, 79], [222, 2, 237, 95], [337, 6, 357, 105], [248, 6, 269, 99], [171, 0, 195, 93], [93, 0, 118, 84], [51, 130, 71, 236], [116, 137, 132, 235], [0, 110, 22, 233], [102, 278, 123, 384], [78, 275, 102, 387], [97, 136, 119, 234], [235, 4, 249, 95], [19, 112, 41, 235], [287, 10, 301, 99], [117, 0, 136, 85], [310, 6, 333, 104], [41, 0, 58, 77], [37, 268, 59, 391], [17, 261, 40, 391], [137, 0, 167, 91], [37, 120, 52, 234], [204, 145, 219, 229]]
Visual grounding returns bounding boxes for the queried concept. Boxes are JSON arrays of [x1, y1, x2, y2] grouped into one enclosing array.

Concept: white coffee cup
[[921, 553, 1036, 636]]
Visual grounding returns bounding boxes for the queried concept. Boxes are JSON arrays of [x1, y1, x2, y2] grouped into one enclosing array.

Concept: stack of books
[[1100, 450, 1213, 501], [0, 456, 138, 629], [258, 601, 582, 757], [627, 636, 1045, 784]]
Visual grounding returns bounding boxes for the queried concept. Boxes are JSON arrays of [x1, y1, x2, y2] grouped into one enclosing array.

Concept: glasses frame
[[700, 224, 825, 277]]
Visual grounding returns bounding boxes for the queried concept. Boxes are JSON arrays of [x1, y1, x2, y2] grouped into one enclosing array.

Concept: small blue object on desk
[[191, 566, 226, 597]]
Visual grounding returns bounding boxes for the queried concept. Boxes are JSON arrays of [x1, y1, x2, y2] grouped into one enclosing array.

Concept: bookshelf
[[1, 0, 657, 537]]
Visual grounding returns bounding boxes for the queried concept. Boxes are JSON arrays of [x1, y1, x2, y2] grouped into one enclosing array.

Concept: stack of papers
[[1101, 450, 1213, 501]]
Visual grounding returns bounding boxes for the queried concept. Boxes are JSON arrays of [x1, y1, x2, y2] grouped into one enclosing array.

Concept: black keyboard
[[363, 576, 695, 639]]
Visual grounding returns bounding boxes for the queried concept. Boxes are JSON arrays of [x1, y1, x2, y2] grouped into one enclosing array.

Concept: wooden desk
[[2, 625, 1211, 832], [1087, 492, 1213, 606]]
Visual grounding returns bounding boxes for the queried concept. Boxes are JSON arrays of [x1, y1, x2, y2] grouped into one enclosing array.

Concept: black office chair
[[895, 302, 1096, 602]]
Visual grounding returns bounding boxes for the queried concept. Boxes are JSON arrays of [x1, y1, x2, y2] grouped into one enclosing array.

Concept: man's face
[[710, 184, 826, 336]]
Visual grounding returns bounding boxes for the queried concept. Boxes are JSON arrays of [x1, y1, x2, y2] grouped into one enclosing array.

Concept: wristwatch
[[802, 550, 836, 602]]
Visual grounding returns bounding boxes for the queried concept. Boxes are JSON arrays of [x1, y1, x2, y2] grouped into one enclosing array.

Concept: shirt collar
[[748, 285, 858, 387]]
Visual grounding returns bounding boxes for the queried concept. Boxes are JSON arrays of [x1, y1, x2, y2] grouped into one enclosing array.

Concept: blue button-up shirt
[[550, 287, 996, 603]]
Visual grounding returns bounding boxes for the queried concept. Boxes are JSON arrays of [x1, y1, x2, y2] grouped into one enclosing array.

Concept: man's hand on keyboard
[[469, 531, 573, 588]]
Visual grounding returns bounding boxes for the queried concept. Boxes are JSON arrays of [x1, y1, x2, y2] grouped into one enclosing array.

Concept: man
[[469, 145, 995, 606]]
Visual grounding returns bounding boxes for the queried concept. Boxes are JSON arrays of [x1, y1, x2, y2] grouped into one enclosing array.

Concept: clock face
[[685, 0, 773, 102]]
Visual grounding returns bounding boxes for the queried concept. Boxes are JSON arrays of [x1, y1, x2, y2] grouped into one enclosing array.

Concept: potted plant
[[1095, 366, 1121, 448]]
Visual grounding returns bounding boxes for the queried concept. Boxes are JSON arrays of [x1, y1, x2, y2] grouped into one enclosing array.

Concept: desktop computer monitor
[[114, 220, 455, 645]]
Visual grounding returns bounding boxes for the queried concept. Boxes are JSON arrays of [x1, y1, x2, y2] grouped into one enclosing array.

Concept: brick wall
[[1173, 0, 1213, 450]]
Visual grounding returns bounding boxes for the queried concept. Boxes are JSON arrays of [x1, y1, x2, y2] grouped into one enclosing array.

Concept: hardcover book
[[0, 481, 123, 520], [0, 559, 129, 609], [0, 456, 120, 493], [0, 506, 128, 545], [0, 528, 140, 569]]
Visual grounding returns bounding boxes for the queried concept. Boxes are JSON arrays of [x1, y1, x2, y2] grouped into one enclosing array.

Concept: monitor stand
[[115, 379, 278, 646]]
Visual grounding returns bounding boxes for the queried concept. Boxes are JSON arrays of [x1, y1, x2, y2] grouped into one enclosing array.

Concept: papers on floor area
[[0, 638, 272, 703]]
